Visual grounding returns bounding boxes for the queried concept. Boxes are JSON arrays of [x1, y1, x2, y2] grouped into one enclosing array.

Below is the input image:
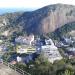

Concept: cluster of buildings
[[15, 34, 36, 54], [2, 33, 75, 64], [0, 34, 63, 64], [55, 37, 74, 48], [14, 34, 63, 64], [55, 36, 75, 59]]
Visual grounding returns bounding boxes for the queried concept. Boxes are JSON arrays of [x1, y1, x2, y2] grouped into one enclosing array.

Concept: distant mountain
[[0, 4, 75, 36], [0, 8, 35, 15]]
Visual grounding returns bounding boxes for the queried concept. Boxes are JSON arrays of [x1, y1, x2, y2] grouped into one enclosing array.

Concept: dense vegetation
[[2, 50, 75, 75], [13, 54, 75, 75]]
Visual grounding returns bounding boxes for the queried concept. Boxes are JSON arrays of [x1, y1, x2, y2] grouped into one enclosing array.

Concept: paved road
[[0, 64, 20, 75]]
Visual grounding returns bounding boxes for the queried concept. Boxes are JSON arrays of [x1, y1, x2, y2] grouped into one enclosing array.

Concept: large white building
[[15, 34, 34, 45], [41, 39, 62, 63]]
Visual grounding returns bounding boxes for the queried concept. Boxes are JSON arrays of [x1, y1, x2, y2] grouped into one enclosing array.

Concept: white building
[[45, 39, 54, 45], [41, 39, 62, 63], [17, 56, 22, 62], [15, 34, 34, 45]]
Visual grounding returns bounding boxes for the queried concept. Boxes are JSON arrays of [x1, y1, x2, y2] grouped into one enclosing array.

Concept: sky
[[0, 0, 75, 9], [0, 0, 75, 14]]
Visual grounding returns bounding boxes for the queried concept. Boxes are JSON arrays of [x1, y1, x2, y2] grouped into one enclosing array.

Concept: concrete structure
[[15, 34, 34, 45], [41, 39, 62, 63]]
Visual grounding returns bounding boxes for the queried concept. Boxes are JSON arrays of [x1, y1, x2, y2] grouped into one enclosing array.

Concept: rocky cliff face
[[0, 4, 75, 35]]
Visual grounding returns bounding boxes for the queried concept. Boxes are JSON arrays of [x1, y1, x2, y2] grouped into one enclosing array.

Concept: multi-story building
[[15, 34, 34, 45], [41, 39, 62, 63], [16, 45, 36, 54]]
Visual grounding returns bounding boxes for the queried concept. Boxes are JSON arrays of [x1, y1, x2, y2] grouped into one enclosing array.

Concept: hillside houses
[[0, 33, 64, 64], [15, 36, 63, 63], [55, 37, 75, 48], [65, 47, 75, 59]]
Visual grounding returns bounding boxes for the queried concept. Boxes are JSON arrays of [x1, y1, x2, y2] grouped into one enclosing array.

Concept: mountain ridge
[[0, 4, 75, 36]]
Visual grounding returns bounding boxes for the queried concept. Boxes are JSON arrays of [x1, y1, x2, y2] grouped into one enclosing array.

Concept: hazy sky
[[0, 0, 75, 9]]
